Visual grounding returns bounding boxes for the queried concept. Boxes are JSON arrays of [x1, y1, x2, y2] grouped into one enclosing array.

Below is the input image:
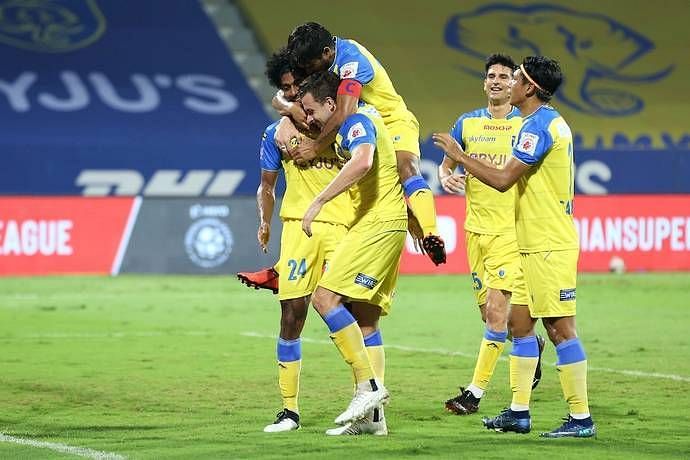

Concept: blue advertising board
[[0, 0, 269, 196]]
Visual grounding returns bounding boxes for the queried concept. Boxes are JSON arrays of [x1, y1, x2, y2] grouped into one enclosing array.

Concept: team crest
[[0, 0, 106, 53]]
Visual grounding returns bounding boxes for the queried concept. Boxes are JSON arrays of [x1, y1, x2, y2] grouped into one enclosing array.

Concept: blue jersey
[[512, 105, 578, 252]]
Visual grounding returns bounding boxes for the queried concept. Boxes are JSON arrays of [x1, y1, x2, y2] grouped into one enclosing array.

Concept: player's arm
[[256, 169, 278, 252], [257, 127, 282, 251], [302, 142, 373, 237], [433, 132, 528, 192], [438, 155, 466, 194], [272, 90, 309, 130]]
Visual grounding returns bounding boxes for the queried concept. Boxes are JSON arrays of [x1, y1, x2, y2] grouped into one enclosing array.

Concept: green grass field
[[0, 274, 689, 459]]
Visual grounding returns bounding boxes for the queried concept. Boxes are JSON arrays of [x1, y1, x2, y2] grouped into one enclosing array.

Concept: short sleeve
[[512, 121, 553, 165], [336, 47, 374, 85], [259, 126, 282, 171], [339, 113, 377, 153], [450, 114, 467, 150]]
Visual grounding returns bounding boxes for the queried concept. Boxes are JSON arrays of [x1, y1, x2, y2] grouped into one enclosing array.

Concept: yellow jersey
[[335, 104, 407, 225], [450, 107, 522, 234], [512, 105, 579, 253], [260, 120, 353, 226], [329, 37, 417, 125]]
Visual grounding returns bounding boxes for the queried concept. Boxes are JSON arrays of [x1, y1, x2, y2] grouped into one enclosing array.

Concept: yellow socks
[[403, 176, 438, 235], [324, 305, 375, 383], [556, 338, 590, 417], [509, 336, 539, 411], [364, 330, 385, 384], [469, 328, 507, 397], [276, 338, 301, 412]]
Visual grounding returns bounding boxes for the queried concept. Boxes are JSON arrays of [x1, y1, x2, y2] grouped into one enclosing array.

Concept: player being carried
[[238, 22, 443, 291], [434, 56, 596, 438], [439, 53, 544, 417]]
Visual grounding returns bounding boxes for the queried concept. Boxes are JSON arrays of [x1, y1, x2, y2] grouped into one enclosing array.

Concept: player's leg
[[311, 287, 386, 425], [389, 118, 445, 265], [447, 232, 494, 414], [481, 304, 536, 433], [327, 302, 388, 436], [535, 250, 595, 438], [264, 296, 309, 433], [316, 219, 405, 425], [510, 254, 546, 390], [264, 220, 326, 432]]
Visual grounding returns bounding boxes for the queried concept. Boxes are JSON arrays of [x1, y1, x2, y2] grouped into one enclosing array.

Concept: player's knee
[[484, 291, 509, 329], [508, 316, 534, 338], [310, 288, 337, 316], [542, 317, 577, 345]]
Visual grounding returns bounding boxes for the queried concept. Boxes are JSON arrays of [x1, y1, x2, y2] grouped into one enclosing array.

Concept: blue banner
[[0, 0, 269, 196]]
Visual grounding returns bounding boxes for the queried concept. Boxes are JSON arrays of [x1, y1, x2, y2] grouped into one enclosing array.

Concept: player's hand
[[302, 200, 323, 238], [440, 173, 466, 194], [406, 209, 426, 254], [257, 222, 270, 253], [290, 137, 318, 164], [432, 132, 465, 163], [275, 117, 301, 154], [287, 104, 310, 131]]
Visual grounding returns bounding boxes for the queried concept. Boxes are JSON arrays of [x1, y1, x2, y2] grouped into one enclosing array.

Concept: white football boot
[[334, 379, 389, 425], [326, 406, 388, 436], [263, 409, 299, 433]]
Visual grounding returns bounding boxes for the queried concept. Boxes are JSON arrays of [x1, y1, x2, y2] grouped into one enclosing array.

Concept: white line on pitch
[[0, 433, 125, 459], [0, 331, 213, 340], [241, 331, 690, 383]]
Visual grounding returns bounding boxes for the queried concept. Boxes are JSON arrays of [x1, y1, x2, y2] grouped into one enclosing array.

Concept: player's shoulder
[[523, 105, 559, 130], [263, 120, 281, 140], [337, 37, 367, 56], [341, 111, 377, 144]]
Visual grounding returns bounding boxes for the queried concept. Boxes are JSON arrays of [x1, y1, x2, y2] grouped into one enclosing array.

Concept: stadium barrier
[[402, 195, 690, 274], [1, 196, 688, 276], [0, 197, 279, 276]]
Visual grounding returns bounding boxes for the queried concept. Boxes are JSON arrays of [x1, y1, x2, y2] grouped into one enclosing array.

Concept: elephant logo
[[0, 0, 105, 53], [444, 4, 673, 116]]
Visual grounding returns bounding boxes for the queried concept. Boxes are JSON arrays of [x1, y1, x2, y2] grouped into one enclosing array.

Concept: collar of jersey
[[482, 106, 519, 120], [328, 36, 340, 72], [521, 104, 550, 121]]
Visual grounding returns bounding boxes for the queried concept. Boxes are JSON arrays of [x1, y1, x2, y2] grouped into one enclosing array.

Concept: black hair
[[298, 71, 340, 103], [287, 22, 333, 70], [264, 47, 292, 89], [521, 56, 563, 102], [485, 53, 517, 73]]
